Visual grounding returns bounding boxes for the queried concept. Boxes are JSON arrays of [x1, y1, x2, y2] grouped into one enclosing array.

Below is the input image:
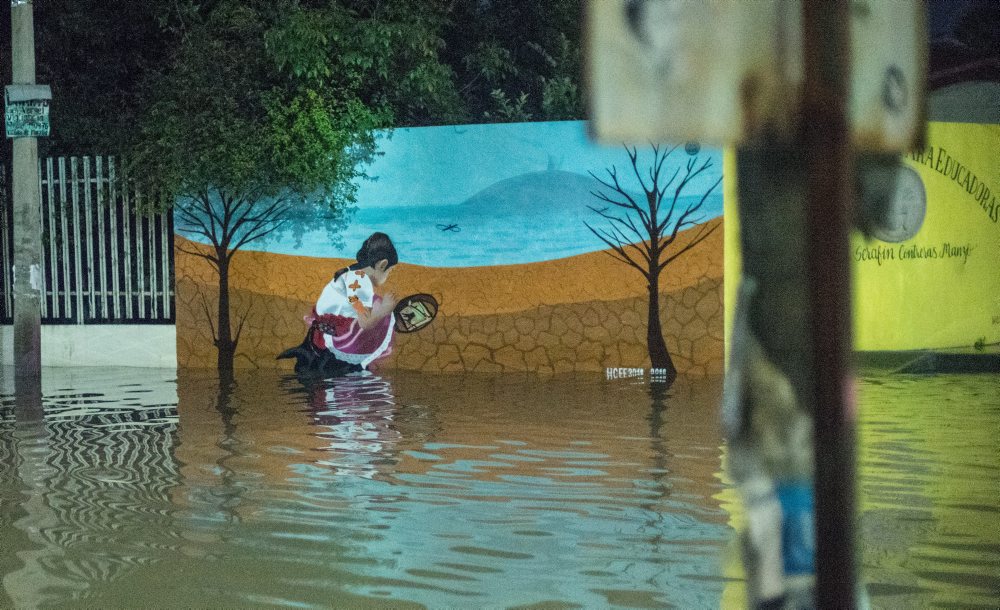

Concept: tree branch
[[588, 204, 647, 247], [654, 144, 677, 186], [175, 203, 216, 242], [199, 292, 218, 344], [609, 223, 652, 265], [176, 243, 220, 270], [585, 221, 650, 279], [592, 246, 650, 281], [193, 191, 221, 246], [625, 144, 651, 194], [233, 300, 252, 348], [229, 219, 288, 253], [598, 249, 650, 279], [590, 189, 638, 212], [657, 166, 681, 204], [218, 190, 235, 249], [228, 195, 283, 239], [660, 175, 722, 238], [659, 220, 719, 271], [658, 173, 722, 237], [588, 168, 652, 231]]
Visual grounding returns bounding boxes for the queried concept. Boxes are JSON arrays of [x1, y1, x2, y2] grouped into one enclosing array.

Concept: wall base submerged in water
[[0, 324, 177, 368]]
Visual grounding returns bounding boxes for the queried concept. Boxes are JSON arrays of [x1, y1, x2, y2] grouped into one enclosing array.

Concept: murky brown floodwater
[[0, 367, 997, 609]]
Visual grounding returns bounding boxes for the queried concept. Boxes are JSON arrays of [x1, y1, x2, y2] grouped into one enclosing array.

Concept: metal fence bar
[[121, 166, 133, 319], [71, 157, 84, 324], [108, 157, 121, 319], [95, 156, 107, 319], [135, 186, 146, 320], [83, 156, 95, 319], [1, 165, 12, 322], [161, 205, 171, 319], [149, 200, 158, 320], [58, 157, 71, 318], [45, 157, 58, 319], [34, 164, 44, 319], [37, 164, 47, 319]]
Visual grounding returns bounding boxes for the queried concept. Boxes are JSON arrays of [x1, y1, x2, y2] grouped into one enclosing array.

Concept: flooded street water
[[0, 367, 997, 608], [855, 374, 1000, 609]]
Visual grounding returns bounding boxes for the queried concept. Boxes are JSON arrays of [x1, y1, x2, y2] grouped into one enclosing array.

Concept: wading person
[[279, 232, 398, 375]]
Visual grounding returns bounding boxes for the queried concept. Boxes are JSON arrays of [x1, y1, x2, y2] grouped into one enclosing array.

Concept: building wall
[[174, 121, 726, 375], [175, 222, 723, 375], [724, 121, 1000, 354], [0, 325, 176, 368]]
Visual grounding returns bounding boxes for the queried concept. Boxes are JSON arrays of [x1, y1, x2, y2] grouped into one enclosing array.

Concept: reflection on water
[[0, 368, 181, 608], [857, 374, 1000, 609], [0, 367, 997, 608]]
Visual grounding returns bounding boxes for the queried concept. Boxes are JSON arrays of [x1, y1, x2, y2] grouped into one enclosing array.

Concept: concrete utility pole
[[10, 0, 42, 395]]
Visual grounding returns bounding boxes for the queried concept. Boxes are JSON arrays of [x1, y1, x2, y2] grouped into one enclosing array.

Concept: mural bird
[[436, 223, 461, 233]]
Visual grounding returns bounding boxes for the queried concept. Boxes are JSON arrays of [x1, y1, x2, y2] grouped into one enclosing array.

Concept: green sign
[[5, 100, 49, 137], [5, 84, 52, 138]]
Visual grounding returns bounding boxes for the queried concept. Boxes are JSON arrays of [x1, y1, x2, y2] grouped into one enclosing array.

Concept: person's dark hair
[[356, 232, 398, 268], [336, 232, 397, 279]]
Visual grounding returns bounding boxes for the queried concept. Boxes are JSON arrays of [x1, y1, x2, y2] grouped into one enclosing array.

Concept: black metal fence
[[0, 155, 174, 325]]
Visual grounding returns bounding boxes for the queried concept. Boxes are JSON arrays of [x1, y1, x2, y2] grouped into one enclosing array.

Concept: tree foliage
[[442, 0, 584, 123], [128, 1, 422, 241], [33, 0, 585, 155], [33, 0, 170, 155]]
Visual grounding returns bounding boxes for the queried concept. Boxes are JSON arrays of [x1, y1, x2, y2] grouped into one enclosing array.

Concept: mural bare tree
[[585, 145, 722, 385]]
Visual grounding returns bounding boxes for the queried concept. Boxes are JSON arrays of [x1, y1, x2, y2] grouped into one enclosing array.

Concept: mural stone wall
[[175, 219, 723, 376]]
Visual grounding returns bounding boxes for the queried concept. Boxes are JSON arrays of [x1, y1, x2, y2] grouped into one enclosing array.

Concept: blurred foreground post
[[8, 0, 43, 395], [801, 2, 856, 607], [587, 1, 925, 607]]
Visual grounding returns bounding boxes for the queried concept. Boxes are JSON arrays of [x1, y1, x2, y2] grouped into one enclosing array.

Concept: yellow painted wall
[[723, 149, 740, 363], [852, 122, 999, 351], [724, 122, 999, 353]]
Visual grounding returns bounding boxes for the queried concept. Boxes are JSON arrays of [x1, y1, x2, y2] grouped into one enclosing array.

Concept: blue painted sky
[[356, 121, 723, 208], [181, 120, 724, 266]]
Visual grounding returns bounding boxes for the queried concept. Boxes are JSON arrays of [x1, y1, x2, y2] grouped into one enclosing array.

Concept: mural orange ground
[[175, 218, 724, 375]]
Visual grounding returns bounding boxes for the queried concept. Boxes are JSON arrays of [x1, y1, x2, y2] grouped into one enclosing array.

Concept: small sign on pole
[[5, 84, 52, 138]]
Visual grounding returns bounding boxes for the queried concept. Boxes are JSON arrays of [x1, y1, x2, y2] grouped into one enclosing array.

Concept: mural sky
[[178, 120, 724, 267]]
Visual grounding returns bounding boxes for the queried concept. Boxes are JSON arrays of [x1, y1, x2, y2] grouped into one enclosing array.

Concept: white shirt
[[315, 269, 375, 318]]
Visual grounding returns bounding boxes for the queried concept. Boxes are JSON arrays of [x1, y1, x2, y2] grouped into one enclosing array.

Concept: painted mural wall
[[175, 121, 726, 375], [724, 121, 999, 355]]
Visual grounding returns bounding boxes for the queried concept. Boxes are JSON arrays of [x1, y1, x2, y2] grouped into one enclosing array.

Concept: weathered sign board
[[587, 0, 925, 151], [5, 84, 52, 138]]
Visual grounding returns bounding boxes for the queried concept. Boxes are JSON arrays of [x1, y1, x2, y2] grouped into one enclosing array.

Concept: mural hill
[[458, 170, 644, 215]]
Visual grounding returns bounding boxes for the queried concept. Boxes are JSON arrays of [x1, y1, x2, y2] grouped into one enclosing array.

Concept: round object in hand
[[393, 294, 439, 333]]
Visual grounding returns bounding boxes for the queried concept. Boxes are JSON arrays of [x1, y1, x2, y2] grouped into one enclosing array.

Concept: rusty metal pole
[[801, 1, 856, 608]]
